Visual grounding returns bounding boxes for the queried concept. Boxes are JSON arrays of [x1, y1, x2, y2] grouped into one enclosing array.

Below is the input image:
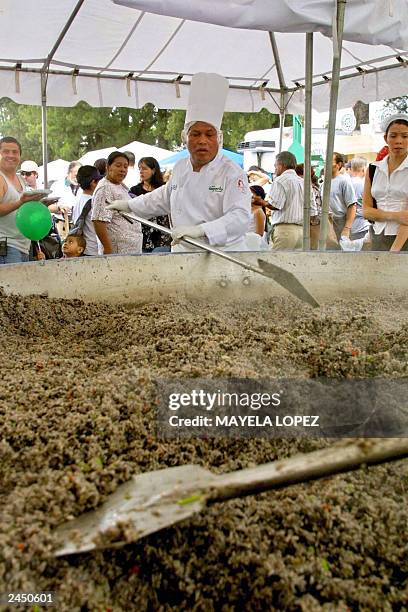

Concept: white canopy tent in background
[[37, 159, 69, 186], [79, 141, 171, 168], [117, 141, 171, 161], [1, 0, 407, 247], [78, 146, 116, 166], [35, 141, 172, 183]]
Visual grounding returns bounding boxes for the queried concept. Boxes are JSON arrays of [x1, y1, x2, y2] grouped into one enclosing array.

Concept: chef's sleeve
[[128, 181, 171, 218]]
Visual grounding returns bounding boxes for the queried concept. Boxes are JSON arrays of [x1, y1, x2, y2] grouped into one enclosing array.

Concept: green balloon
[[15, 201, 52, 241]]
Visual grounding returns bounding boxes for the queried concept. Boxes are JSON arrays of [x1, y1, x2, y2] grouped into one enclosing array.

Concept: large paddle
[[118, 210, 319, 308], [55, 438, 408, 556]]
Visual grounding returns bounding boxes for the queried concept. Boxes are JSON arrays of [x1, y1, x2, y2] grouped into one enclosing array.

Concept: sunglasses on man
[[21, 171, 37, 176]]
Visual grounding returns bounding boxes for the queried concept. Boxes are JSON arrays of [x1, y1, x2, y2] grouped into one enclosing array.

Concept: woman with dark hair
[[130, 157, 164, 195], [91, 151, 142, 255], [247, 165, 272, 201], [363, 114, 408, 251], [130, 157, 171, 252]]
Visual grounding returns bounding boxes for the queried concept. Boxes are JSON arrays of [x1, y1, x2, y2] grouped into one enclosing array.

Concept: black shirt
[[129, 183, 171, 252]]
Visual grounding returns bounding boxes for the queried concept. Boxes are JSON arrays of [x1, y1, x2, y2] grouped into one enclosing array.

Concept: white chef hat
[[183, 73, 229, 135], [381, 112, 408, 133]]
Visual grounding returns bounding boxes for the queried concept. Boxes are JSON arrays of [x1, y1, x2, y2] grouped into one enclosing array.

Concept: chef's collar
[[188, 149, 223, 173]]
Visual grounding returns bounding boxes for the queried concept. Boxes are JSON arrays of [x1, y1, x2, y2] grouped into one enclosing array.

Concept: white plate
[[27, 189, 52, 197]]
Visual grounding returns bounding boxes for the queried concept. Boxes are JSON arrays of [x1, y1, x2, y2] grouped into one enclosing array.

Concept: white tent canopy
[[117, 141, 171, 161], [78, 142, 172, 166], [78, 147, 116, 166], [1, 0, 407, 115], [116, 0, 408, 48], [37, 159, 69, 184]]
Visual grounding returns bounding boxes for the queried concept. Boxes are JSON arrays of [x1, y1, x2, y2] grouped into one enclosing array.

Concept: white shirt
[[127, 151, 251, 252], [269, 169, 304, 225], [49, 178, 82, 210], [371, 156, 408, 235], [72, 193, 102, 256]]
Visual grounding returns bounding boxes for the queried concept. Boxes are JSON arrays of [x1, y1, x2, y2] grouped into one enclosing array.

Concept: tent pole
[[268, 32, 287, 153], [39, 0, 85, 188], [303, 32, 313, 251], [278, 97, 285, 152], [41, 74, 48, 188], [318, 0, 347, 251]]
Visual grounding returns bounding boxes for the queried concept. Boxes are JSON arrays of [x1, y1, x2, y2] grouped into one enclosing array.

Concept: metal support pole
[[278, 93, 285, 153], [39, 0, 85, 189], [269, 32, 287, 153], [318, 0, 347, 251], [41, 74, 48, 188], [303, 32, 313, 251]]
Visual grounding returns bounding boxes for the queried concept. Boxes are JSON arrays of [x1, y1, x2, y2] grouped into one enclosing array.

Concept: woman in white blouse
[[363, 114, 408, 251]]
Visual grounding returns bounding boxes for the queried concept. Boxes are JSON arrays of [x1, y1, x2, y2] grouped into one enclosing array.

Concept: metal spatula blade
[[257, 258, 319, 308], [55, 465, 212, 557], [113, 210, 319, 308], [55, 438, 408, 556]]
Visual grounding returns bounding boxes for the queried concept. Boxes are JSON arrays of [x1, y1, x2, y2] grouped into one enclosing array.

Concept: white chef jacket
[[127, 151, 251, 252]]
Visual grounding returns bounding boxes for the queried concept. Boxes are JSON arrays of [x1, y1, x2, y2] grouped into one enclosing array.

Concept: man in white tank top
[[0, 137, 44, 264]]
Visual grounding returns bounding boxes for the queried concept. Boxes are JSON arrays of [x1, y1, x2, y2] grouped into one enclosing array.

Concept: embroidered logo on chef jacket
[[208, 185, 224, 192], [170, 184, 177, 190]]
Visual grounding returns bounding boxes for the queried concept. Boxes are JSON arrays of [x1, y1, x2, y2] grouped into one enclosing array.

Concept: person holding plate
[[0, 137, 45, 264]]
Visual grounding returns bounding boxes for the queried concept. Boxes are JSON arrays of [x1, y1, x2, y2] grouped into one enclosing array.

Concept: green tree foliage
[[0, 98, 282, 162], [384, 96, 408, 114]]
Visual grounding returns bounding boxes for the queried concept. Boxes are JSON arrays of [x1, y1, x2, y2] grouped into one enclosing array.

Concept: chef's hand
[[171, 224, 205, 245], [106, 200, 132, 212]]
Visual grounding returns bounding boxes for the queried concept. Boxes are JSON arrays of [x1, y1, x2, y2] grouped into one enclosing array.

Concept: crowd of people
[[243, 112, 408, 253], [0, 85, 407, 265]]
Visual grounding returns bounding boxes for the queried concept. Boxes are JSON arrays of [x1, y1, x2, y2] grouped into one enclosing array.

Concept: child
[[62, 234, 86, 258]]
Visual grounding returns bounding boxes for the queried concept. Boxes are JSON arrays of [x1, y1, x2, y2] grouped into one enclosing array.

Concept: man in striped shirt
[[268, 151, 304, 250]]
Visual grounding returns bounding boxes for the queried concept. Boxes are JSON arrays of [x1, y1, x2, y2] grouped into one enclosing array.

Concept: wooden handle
[[211, 438, 408, 502]]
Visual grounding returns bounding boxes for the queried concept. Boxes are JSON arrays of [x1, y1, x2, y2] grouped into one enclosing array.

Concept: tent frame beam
[[268, 31, 289, 151], [40, 0, 85, 186], [0, 55, 402, 96]]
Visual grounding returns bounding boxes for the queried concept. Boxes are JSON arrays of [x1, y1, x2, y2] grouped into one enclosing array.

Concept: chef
[[107, 72, 251, 251]]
